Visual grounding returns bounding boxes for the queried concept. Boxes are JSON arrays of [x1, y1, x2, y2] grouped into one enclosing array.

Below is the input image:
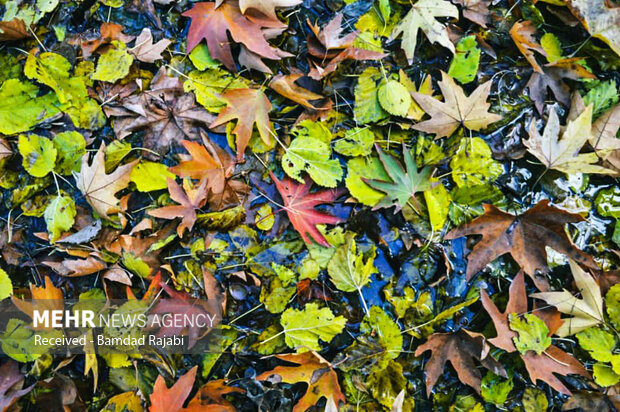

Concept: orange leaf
[[510, 20, 546, 73], [149, 366, 197, 412], [148, 178, 208, 237]]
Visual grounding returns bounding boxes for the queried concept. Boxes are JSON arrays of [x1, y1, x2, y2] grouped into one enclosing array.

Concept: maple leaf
[[390, 0, 458, 63], [147, 178, 208, 237], [364, 144, 433, 213], [184, 379, 244, 412], [270, 171, 344, 247], [269, 74, 325, 110], [414, 329, 505, 397], [43, 256, 106, 277], [525, 103, 614, 174], [74, 143, 137, 220], [522, 344, 589, 395], [105, 68, 215, 157], [11, 275, 64, 319], [170, 139, 233, 193], [129, 28, 171, 63], [531, 259, 605, 337], [69, 22, 135, 58], [565, 0, 620, 56], [210, 88, 272, 162], [445, 200, 597, 291], [149, 366, 197, 412], [526, 58, 596, 114], [256, 352, 345, 412], [454, 0, 491, 28], [216, 0, 302, 24], [182, 2, 289, 72], [412, 71, 502, 138], [510, 21, 547, 74], [306, 14, 385, 80]]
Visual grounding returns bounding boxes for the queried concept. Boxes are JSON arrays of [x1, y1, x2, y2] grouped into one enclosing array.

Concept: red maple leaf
[[270, 171, 344, 247]]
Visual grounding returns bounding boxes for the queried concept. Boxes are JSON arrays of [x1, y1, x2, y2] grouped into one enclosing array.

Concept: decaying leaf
[[148, 178, 208, 237], [565, 0, 620, 56], [510, 21, 547, 73], [445, 200, 597, 290], [129, 28, 171, 63]]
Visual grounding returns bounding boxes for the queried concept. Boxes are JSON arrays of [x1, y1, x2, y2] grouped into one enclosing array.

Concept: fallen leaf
[[12, 275, 64, 319], [525, 104, 614, 174], [149, 366, 197, 412], [148, 178, 208, 237], [210, 88, 272, 161], [510, 21, 546, 73], [257, 352, 345, 412], [182, 2, 289, 72], [228, 0, 302, 24], [270, 171, 344, 247], [454, 0, 491, 28], [129, 28, 171, 63], [269, 74, 325, 110], [526, 58, 596, 114], [43, 256, 106, 277], [414, 329, 505, 396], [74, 143, 138, 219], [184, 379, 244, 411], [169, 139, 233, 193], [0, 361, 35, 411], [70, 22, 135, 58], [521, 345, 589, 395], [445, 200, 597, 290], [364, 143, 433, 213], [105, 68, 215, 157], [0, 19, 30, 41], [531, 259, 604, 337], [390, 0, 459, 63], [565, 0, 620, 56], [412, 71, 502, 138]]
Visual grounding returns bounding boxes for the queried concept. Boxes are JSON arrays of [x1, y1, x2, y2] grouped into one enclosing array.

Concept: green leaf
[[365, 144, 433, 211], [0, 268, 13, 300], [282, 134, 343, 188], [378, 80, 412, 117], [508, 313, 552, 355], [44, 194, 76, 243], [130, 161, 174, 192], [188, 43, 219, 70], [541, 33, 563, 63], [354, 67, 388, 124], [361, 306, 402, 365], [122, 252, 151, 278], [481, 371, 513, 405], [522, 387, 548, 412], [261, 276, 296, 314], [271, 263, 296, 287], [327, 233, 376, 293], [92, 43, 134, 83], [367, 361, 413, 410], [52, 131, 86, 175], [593, 363, 620, 387], [18, 134, 57, 177], [576, 327, 616, 362], [584, 80, 619, 117], [334, 127, 374, 157], [345, 156, 390, 206], [607, 284, 620, 329], [280, 302, 346, 351], [450, 137, 503, 187], [448, 35, 481, 84], [0, 79, 60, 135]]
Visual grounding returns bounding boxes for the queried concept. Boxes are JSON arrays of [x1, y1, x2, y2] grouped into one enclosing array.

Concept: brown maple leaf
[[216, 0, 302, 25], [454, 0, 491, 28], [257, 352, 345, 412], [480, 270, 590, 394], [149, 366, 197, 412], [269, 74, 325, 110], [445, 200, 597, 290], [526, 58, 596, 114], [412, 71, 502, 138], [414, 329, 506, 397], [182, 2, 290, 72], [104, 68, 215, 158], [74, 143, 138, 220], [69, 22, 135, 58], [306, 14, 385, 80], [147, 178, 208, 237], [210, 88, 272, 162], [129, 28, 171, 63], [270, 171, 344, 247], [510, 20, 546, 74]]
